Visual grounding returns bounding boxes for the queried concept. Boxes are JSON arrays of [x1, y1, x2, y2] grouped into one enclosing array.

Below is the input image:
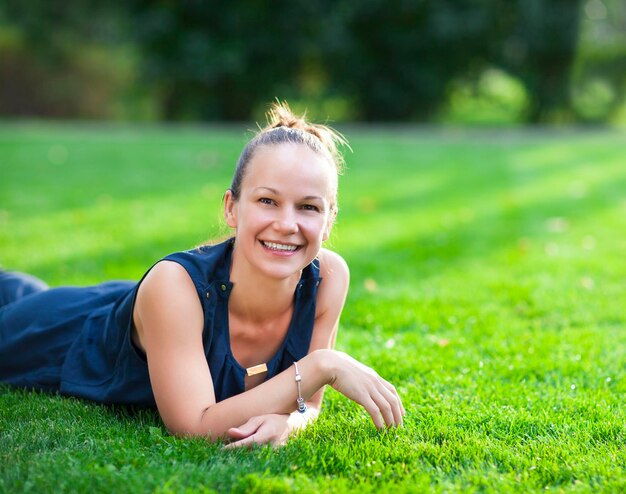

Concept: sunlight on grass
[[1, 188, 226, 283]]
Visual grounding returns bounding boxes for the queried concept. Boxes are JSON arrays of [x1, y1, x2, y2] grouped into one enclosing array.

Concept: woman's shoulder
[[317, 248, 350, 282], [314, 249, 350, 315], [158, 238, 233, 284], [136, 238, 234, 305], [138, 260, 197, 303]]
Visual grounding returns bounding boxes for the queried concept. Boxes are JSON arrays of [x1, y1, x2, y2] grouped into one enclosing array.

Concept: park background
[[1, 0, 625, 126], [2, 2, 626, 493]]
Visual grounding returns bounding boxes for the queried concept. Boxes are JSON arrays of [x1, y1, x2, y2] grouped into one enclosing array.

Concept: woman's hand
[[224, 414, 291, 448], [324, 350, 406, 429]]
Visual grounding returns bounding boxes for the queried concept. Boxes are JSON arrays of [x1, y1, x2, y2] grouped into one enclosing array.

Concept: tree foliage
[[126, 0, 584, 122], [1, 0, 615, 123]]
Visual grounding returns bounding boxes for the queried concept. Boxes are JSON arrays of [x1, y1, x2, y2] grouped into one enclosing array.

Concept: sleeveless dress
[[0, 238, 321, 407]]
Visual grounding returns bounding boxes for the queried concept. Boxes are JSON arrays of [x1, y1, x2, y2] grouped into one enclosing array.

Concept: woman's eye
[[259, 198, 274, 205], [301, 204, 320, 212]]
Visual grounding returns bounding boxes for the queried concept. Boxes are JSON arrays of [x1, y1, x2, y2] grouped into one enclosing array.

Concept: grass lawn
[[1, 122, 625, 493]]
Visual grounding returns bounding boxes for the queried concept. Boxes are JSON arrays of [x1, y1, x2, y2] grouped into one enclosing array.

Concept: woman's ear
[[322, 207, 337, 241], [224, 189, 238, 228]]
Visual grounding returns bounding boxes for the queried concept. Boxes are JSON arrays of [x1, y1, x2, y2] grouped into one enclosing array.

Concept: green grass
[[1, 122, 625, 493]]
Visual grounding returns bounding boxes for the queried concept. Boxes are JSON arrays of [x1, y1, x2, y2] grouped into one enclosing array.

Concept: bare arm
[[135, 258, 404, 440], [135, 261, 331, 437]]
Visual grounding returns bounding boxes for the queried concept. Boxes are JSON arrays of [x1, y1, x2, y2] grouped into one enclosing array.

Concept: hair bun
[[261, 100, 349, 173], [266, 102, 304, 130]]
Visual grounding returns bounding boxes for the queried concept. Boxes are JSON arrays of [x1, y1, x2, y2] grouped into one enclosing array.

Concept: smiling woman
[[0, 101, 405, 448], [223, 142, 335, 283]]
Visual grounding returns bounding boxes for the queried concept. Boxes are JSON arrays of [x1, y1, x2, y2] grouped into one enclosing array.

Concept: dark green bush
[[2, 0, 617, 124]]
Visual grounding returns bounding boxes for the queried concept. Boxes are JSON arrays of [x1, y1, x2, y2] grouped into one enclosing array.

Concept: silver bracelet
[[293, 361, 307, 414]]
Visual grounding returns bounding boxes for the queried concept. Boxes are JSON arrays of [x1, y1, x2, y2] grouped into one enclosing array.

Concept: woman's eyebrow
[[254, 187, 323, 202], [254, 186, 279, 194]]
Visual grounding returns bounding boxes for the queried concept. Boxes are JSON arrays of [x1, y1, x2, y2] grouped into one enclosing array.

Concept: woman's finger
[[380, 377, 406, 416], [227, 416, 263, 439], [362, 397, 385, 429], [371, 389, 398, 428], [377, 381, 403, 426], [224, 432, 259, 449]]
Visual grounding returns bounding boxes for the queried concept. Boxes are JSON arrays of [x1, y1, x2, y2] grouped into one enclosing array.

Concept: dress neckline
[[219, 242, 307, 376]]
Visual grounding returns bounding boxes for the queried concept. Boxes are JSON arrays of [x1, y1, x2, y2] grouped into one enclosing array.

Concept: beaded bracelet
[[293, 361, 307, 414]]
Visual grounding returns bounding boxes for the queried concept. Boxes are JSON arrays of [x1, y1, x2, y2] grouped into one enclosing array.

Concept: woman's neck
[[227, 249, 301, 324]]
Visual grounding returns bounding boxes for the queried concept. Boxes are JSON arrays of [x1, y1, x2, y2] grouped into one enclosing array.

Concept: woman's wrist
[[307, 348, 336, 387]]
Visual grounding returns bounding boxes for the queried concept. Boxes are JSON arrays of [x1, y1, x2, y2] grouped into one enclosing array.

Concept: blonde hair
[[229, 101, 348, 200]]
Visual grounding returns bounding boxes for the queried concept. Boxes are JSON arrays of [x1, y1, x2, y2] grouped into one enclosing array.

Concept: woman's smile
[[259, 240, 301, 253]]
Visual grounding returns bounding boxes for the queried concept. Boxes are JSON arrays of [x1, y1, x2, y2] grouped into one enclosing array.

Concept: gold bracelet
[[293, 361, 307, 414]]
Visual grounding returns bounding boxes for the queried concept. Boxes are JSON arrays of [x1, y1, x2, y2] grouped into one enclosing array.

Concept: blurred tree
[[0, 0, 612, 123], [326, 0, 582, 122], [323, 0, 494, 121], [571, 0, 626, 123], [128, 0, 328, 120], [0, 1, 136, 118], [492, 0, 583, 122]]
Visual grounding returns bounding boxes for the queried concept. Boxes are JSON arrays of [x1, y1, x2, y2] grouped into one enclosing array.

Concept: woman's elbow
[[163, 406, 220, 440]]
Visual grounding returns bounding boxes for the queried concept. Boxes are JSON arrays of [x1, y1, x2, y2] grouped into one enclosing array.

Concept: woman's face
[[224, 143, 337, 280]]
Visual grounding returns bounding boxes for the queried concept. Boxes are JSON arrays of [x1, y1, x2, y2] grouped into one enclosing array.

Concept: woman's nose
[[273, 208, 299, 234]]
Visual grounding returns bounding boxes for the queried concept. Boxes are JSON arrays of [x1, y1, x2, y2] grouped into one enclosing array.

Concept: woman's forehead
[[243, 143, 337, 193]]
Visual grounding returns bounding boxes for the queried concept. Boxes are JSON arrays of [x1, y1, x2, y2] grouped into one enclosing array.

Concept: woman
[[0, 102, 404, 447]]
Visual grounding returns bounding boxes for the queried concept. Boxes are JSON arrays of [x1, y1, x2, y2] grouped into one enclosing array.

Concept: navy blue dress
[[0, 239, 321, 407]]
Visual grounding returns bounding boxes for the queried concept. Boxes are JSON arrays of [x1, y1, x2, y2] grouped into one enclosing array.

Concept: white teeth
[[263, 241, 298, 252]]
